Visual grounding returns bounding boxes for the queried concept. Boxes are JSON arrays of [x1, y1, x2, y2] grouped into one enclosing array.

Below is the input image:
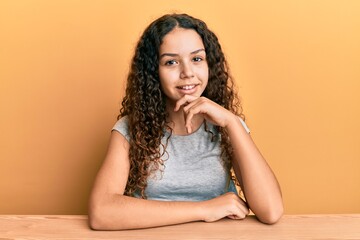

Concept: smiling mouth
[[176, 84, 197, 90]]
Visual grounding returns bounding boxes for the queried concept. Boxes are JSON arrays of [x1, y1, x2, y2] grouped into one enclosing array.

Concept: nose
[[180, 61, 194, 79]]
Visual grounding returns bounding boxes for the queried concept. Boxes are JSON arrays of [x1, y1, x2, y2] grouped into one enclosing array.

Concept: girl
[[89, 13, 283, 230]]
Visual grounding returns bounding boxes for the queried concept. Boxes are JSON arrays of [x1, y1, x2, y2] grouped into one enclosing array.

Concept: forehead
[[159, 28, 205, 54]]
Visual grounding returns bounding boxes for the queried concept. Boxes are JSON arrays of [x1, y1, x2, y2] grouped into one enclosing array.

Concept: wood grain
[[0, 215, 359, 239]]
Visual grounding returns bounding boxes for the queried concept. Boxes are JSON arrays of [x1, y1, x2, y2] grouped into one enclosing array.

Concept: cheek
[[158, 68, 167, 89], [197, 66, 209, 83], [159, 69, 178, 86], [159, 70, 175, 95]]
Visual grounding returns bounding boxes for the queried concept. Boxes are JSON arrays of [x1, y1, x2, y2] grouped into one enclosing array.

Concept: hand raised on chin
[[174, 95, 236, 134]]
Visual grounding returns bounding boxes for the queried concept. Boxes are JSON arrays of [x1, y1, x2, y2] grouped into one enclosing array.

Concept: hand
[[174, 95, 236, 133], [200, 192, 250, 222]]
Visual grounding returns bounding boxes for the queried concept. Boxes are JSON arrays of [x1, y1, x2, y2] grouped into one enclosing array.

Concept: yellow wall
[[1, 0, 359, 214]]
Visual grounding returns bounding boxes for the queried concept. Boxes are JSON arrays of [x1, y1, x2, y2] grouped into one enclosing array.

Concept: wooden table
[[0, 214, 359, 239]]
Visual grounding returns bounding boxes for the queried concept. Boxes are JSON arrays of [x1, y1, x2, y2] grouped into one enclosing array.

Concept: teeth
[[179, 85, 195, 90]]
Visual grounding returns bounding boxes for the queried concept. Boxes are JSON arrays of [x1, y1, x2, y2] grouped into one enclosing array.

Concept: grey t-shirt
[[112, 116, 250, 201]]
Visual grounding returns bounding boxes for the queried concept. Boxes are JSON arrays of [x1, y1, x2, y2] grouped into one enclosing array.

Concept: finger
[[182, 97, 205, 113], [174, 95, 198, 112], [240, 204, 250, 216], [184, 102, 206, 133], [227, 215, 242, 220], [235, 200, 250, 216], [227, 208, 247, 220], [237, 197, 250, 215], [232, 208, 247, 220], [226, 196, 249, 220]]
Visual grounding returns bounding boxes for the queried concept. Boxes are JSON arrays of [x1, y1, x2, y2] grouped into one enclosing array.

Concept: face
[[158, 27, 209, 105]]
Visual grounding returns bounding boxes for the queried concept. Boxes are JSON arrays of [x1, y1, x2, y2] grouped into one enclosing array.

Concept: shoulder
[[112, 116, 130, 142]]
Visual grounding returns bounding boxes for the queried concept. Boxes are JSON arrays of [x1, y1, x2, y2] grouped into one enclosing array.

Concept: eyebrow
[[159, 48, 206, 59]]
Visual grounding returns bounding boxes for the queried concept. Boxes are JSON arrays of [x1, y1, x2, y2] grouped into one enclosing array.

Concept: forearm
[[89, 194, 203, 230], [226, 116, 283, 224]]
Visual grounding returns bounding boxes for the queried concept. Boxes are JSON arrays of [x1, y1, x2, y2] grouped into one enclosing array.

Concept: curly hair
[[119, 13, 244, 198]]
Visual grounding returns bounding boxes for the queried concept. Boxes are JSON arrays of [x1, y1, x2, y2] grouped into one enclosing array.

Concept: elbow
[[88, 217, 103, 231], [88, 207, 117, 231], [88, 200, 129, 231], [88, 194, 130, 230], [88, 217, 101, 231], [88, 205, 106, 230], [88, 200, 115, 230], [257, 204, 284, 225]]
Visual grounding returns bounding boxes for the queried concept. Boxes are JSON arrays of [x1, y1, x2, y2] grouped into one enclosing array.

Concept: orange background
[[1, 0, 359, 214]]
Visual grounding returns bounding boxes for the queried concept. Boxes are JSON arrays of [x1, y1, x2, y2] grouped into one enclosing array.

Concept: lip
[[176, 84, 199, 94]]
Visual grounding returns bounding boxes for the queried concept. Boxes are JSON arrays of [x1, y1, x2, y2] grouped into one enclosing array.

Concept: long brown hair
[[119, 13, 244, 198]]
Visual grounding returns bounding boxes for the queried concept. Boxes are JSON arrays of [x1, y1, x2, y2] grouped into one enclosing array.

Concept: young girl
[[89, 13, 283, 230]]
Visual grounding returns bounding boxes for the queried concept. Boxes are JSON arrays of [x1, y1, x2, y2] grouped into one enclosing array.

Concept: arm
[[180, 96, 284, 224], [227, 116, 283, 224], [88, 131, 249, 230]]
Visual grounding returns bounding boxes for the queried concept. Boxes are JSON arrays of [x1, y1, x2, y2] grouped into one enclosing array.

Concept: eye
[[165, 59, 178, 65], [192, 56, 203, 62]]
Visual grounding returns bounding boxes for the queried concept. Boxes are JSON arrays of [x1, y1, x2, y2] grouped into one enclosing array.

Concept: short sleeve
[[239, 117, 250, 134], [112, 116, 130, 142]]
